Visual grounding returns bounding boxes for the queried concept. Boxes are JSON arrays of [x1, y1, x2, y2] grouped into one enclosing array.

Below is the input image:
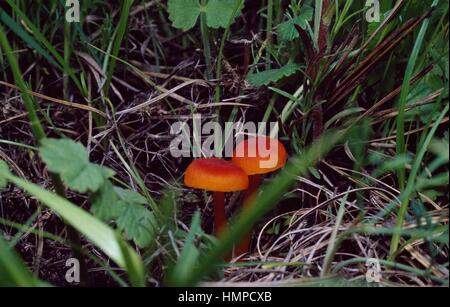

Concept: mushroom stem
[[234, 174, 261, 256], [212, 192, 227, 235], [244, 174, 262, 201]]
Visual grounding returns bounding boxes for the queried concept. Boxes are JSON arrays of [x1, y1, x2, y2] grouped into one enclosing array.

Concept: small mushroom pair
[[184, 136, 287, 256]]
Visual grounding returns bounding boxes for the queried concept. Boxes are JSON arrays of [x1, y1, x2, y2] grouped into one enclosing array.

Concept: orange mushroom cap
[[232, 136, 287, 175], [184, 158, 249, 192]]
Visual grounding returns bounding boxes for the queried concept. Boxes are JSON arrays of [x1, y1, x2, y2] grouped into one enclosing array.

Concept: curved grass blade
[[0, 236, 48, 287], [4, 0, 83, 94], [0, 10, 60, 68], [0, 166, 144, 286]]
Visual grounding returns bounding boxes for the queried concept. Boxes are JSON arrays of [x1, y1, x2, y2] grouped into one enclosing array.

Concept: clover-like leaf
[[167, 0, 202, 31], [115, 187, 156, 248], [205, 0, 244, 29], [247, 63, 300, 87], [39, 138, 115, 193], [167, 0, 244, 31], [277, 5, 313, 41]]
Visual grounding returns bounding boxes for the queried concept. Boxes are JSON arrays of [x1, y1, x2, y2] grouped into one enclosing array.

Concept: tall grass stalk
[[200, 0, 213, 80], [396, 0, 439, 190], [215, 0, 245, 103], [314, 0, 324, 46], [103, 0, 134, 96], [63, 16, 71, 100], [266, 0, 273, 69], [4, 0, 84, 95], [390, 103, 449, 257], [0, 24, 88, 284]]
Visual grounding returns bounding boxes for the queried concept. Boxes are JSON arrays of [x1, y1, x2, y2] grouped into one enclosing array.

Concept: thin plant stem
[[234, 174, 261, 256], [0, 24, 89, 286], [266, 0, 273, 69], [396, 0, 439, 190], [200, 0, 212, 80], [214, 0, 244, 103]]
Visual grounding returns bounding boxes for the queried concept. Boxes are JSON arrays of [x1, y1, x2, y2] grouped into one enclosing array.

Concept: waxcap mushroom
[[184, 158, 249, 237], [184, 158, 249, 192], [232, 136, 287, 175], [231, 136, 288, 256]]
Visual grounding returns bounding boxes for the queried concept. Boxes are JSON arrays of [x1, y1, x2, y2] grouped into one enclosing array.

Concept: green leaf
[[247, 63, 300, 87], [347, 119, 372, 168], [169, 211, 202, 282], [167, 0, 243, 30], [39, 138, 115, 193], [2, 172, 144, 280], [0, 10, 60, 68], [167, 0, 202, 31], [117, 232, 145, 287], [308, 167, 321, 180], [0, 160, 10, 189], [429, 137, 449, 162], [0, 235, 46, 286], [325, 107, 366, 129], [90, 181, 122, 221], [3, 0, 83, 93], [277, 5, 313, 41], [372, 154, 412, 178], [205, 0, 244, 29], [115, 188, 156, 248]]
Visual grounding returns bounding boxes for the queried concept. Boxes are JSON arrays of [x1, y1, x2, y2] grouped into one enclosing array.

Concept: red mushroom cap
[[232, 136, 287, 175], [184, 158, 249, 192]]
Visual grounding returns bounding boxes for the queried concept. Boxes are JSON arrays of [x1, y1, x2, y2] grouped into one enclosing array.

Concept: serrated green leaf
[[277, 6, 313, 41], [115, 187, 148, 205], [115, 187, 156, 248], [0, 160, 9, 189], [3, 172, 144, 280], [206, 0, 244, 29], [39, 139, 115, 193], [167, 0, 202, 31], [90, 181, 122, 221], [247, 63, 300, 87]]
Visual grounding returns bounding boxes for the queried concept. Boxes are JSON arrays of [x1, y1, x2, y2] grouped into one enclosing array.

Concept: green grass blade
[[4, 0, 84, 94], [0, 24, 46, 142], [396, 0, 439, 190], [390, 103, 449, 257], [103, 0, 134, 96], [0, 235, 47, 287], [0, 10, 60, 68], [1, 168, 144, 284]]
